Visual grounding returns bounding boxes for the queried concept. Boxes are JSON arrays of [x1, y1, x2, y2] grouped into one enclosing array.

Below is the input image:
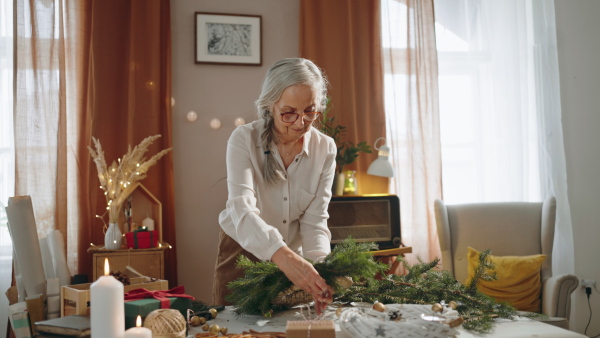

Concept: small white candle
[[142, 215, 155, 231], [91, 258, 124, 338], [124, 316, 152, 338]]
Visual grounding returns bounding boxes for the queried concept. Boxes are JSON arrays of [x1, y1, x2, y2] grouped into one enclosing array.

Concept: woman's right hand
[[271, 246, 333, 314]]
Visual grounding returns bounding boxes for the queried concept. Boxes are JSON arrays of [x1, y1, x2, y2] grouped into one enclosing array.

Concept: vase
[[332, 172, 345, 196], [104, 222, 122, 250], [343, 170, 358, 195]]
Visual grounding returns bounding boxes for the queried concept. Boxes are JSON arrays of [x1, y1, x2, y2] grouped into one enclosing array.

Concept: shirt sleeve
[[218, 127, 286, 261], [299, 136, 336, 262]]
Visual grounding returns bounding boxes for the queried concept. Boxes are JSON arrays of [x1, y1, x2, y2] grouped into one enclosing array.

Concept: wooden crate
[[92, 248, 165, 281], [60, 277, 168, 317]]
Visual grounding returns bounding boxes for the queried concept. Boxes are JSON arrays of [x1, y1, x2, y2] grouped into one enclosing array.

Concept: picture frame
[[195, 12, 262, 66]]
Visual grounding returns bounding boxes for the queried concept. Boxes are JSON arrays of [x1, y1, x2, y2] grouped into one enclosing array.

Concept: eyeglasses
[[277, 108, 322, 123]]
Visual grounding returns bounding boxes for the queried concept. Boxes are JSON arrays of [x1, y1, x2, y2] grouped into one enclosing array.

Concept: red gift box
[[125, 230, 157, 249]]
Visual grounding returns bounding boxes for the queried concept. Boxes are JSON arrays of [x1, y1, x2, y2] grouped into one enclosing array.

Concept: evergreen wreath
[[226, 238, 544, 334]]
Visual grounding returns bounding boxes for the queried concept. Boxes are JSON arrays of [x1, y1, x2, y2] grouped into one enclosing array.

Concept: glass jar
[[343, 170, 358, 195]]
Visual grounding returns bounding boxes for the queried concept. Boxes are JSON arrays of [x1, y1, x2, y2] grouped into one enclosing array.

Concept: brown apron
[[212, 229, 260, 305]]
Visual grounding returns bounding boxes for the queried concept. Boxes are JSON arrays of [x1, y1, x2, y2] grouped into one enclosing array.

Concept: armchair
[[434, 197, 578, 329]]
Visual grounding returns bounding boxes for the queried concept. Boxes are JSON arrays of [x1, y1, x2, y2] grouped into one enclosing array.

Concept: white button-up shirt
[[219, 119, 336, 261]]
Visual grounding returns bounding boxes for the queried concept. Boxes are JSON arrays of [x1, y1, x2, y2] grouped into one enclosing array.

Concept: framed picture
[[195, 12, 262, 66]]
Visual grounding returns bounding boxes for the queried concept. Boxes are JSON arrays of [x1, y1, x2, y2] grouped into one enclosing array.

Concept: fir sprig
[[226, 239, 388, 316]]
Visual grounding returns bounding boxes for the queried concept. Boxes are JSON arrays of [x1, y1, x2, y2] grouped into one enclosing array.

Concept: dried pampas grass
[[88, 134, 172, 223]]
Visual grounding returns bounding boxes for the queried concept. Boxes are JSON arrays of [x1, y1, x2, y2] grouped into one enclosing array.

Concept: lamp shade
[[367, 138, 394, 177]]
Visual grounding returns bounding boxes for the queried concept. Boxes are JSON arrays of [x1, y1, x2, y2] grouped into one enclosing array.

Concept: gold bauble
[[449, 317, 464, 328], [336, 308, 343, 317], [209, 308, 218, 319], [190, 316, 202, 327], [373, 302, 386, 312], [449, 301, 458, 310], [220, 327, 228, 335], [209, 324, 220, 334], [201, 323, 210, 331], [432, 303, 443, 313]]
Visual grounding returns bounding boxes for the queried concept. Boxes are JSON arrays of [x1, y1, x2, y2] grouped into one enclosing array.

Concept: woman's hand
[[271, 246, 334, 314]]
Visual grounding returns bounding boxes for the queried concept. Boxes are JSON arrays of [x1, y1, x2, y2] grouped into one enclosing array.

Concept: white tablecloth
[[187, 305, 586, 338]]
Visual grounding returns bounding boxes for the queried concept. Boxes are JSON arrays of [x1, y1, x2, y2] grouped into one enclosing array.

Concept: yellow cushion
[[466, 246, 546, 312]]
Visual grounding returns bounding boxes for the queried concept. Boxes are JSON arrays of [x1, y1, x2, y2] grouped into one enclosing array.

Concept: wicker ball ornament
[[143, 309, 187, 338]]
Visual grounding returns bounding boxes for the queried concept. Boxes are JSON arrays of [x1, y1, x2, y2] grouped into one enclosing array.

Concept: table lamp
[[367, 137, 394, 177]]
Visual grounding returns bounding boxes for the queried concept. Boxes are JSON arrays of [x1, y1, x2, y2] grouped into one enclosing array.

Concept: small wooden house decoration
[[119, 182, 163, 243]]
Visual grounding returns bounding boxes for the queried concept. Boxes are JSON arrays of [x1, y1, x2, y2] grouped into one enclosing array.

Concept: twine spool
[[143, 309, 186, 338]]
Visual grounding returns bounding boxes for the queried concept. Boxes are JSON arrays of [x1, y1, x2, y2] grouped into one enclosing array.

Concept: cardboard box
[[125, 230, 158, 249], [286, 320, 335, 338], [124, 297, 191, 329], [60, 277, 168, 317]]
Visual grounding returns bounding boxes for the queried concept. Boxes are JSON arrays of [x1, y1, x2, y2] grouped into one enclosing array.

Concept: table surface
[[186, 305, 586, 338]]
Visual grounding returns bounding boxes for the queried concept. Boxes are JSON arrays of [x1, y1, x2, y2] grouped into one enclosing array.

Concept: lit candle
[[91, 258, 124, 338], [124, 316, 152, 338]]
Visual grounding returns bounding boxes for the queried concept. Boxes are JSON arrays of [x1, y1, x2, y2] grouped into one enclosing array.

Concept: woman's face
[[272, 84, 318, 141]]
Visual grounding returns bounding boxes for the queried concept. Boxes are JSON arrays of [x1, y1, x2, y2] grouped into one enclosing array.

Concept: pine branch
[[225, 239, 542, 334]]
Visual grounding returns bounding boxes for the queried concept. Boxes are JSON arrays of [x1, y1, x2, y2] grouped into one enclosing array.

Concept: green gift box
[[124, 297, 191, 329]]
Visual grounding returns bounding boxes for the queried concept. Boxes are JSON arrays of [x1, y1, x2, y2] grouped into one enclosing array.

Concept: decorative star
[[375, 325, 386, 337]]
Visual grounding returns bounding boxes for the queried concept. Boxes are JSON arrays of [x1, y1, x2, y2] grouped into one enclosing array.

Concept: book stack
[[34, 315, 90, 337]]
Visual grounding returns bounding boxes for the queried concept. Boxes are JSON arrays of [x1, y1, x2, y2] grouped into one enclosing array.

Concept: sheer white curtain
[[0, 0, 14, 334], [434, 0, 574, 274], [381, 0, 442, 263]]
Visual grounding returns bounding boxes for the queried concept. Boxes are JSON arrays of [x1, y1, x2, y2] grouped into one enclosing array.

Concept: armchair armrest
[[542, 274, 579, 319]]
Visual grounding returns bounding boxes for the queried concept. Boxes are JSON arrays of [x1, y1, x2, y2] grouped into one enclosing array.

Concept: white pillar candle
[[91, 258, 124, 338], [142, 215, 155, 231], [124, 316, 152, 338]]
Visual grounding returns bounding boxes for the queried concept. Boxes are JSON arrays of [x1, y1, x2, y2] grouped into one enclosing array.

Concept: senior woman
[[213, 58, 337, 314]]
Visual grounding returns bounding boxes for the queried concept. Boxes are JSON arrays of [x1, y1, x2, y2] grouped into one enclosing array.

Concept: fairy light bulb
[[210, 118, 221, 129], [234, 117, 245, 126], [187, 111, 198, 122]]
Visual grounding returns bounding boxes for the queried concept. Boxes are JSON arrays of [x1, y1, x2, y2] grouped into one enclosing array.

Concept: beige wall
[[171, 0, 300, 303], [555, 0, 600, 334]]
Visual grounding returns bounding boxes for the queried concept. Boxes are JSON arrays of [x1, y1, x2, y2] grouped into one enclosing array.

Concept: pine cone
[[110, 270, 131, 285]]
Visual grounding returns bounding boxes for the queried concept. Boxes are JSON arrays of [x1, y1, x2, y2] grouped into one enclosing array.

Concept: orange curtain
[[300, 0, 388, 194], [81, 0, 177, 285], [15, 0, 92, 277], [14, 0, 176, 285]]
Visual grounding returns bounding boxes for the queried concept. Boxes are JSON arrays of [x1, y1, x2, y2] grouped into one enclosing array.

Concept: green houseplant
[[319, 100, 371, 194]]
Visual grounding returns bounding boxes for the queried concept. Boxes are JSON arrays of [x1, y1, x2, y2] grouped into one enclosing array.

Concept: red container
[[125, 230, 158, 249]]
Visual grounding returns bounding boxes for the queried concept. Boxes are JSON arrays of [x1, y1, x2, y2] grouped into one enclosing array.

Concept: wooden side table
[[370, 246, 413, 276], [90, 248, 165, 281]]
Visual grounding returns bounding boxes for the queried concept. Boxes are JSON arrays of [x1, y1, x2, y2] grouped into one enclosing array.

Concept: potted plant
[[319, 100, 371, 195]]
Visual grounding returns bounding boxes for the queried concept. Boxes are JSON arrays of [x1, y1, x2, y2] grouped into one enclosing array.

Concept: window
[[0, 0, 14, 334], [434, 0, 541, 203]]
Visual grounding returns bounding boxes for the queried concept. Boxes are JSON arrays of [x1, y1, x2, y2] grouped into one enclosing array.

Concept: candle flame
[[104, 258, 110, 276], [136, 315, 142, 327]]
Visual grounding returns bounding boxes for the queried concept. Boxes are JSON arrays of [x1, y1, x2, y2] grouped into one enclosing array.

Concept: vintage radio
[[327, 195, 401, 250]]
